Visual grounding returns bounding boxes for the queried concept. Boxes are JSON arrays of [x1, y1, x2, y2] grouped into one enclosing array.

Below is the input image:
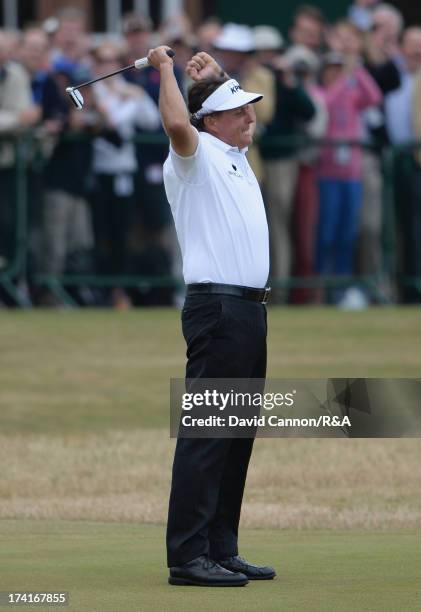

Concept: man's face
[[21, 32, 49, 73], [334, 24, 363, 56], [55, 18, 85, 51], [372, 9, 401, 45], [125, 30, 151, 58], [290, 16, 323, 51], [94, 49, 121, 78], [214, 50, 248, 75], [206, 103, 256, 149], [402, 29, 421, 73]]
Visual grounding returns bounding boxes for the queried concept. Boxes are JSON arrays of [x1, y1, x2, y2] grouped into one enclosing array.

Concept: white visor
[[192, 79, 263, 119]]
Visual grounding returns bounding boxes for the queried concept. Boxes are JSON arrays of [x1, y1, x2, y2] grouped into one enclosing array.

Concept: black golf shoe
[[169, 555, 248, 586], [216, 555, 276, 580]]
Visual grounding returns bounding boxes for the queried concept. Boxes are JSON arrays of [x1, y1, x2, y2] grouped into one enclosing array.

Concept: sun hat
[[253, 25, 284, 51], [212, 23, 254, 53]]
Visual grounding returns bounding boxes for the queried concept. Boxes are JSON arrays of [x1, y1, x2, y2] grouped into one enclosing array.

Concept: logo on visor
[[230, 84, 242, 94]]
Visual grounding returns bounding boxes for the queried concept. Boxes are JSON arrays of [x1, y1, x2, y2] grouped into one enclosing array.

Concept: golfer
[[147, 46, 275, 587]]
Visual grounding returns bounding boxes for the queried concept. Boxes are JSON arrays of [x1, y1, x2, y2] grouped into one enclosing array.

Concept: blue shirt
[[385, 73, 414, 144]]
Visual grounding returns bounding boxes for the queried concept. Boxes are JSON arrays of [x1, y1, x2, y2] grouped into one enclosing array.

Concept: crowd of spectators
[[0, 2, 420, 307]]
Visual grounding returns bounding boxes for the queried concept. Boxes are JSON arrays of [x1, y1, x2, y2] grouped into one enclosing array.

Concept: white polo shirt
[[163, 128, 269, 289]]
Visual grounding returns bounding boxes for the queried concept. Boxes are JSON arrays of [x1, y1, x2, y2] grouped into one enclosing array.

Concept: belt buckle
[[261, 287, 271, 304]]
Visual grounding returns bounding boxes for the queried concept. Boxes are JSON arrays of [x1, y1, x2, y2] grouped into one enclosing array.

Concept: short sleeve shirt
[[163, 128, 269, 288]]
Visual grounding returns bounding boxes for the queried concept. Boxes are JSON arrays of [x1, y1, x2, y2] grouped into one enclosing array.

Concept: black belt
[[186, 283, 271, 304]]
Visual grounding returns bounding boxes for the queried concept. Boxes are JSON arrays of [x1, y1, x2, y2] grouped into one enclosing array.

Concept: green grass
[[0, 307, 420, 433], [1, 307, 420, 610], [0, 521, 420, 612]]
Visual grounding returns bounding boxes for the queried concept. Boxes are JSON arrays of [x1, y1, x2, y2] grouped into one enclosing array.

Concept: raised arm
[[147, 46, 198, 157], [353, 65, 383, 110]]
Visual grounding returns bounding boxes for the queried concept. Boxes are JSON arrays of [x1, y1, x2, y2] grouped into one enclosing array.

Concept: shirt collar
[[201, 131, 248, 155]]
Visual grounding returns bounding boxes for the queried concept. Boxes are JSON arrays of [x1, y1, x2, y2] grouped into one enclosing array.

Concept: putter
[[66, 49, 175, 110]]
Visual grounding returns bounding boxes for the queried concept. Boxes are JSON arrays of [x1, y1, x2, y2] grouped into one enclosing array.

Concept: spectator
[[386, 27, 421, 144], [371, 3, 405, 70], [162, 31, 198, 93], [253, 25, 285, 66], [50, 6, 92, 81], [213, 23, 276, 183], [410, 56, 421, 302], [289, 4, 326, 53], [159, 12, 196, 89], [122, 12, 184, 305], [122, 12, 153, 68], [158, 11, 194, 46], [21, 28, 57, 113], [316, 23, 382, 302], [212, 23, 256, 77], [259, 48, 315, 301], [90, 41, 160, 308], [19, 27, 65, 296], [357, 17, 401, 293], [388, 27, 421, 302], [284, 45, 328, 304], [0, 29, 39, 275], [196, 17, 222, 53], [40, 62, 98, 307], [2, 29, 21, 62]]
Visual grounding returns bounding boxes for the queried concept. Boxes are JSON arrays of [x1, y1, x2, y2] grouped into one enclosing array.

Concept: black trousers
[[166, 293, 267, 567]]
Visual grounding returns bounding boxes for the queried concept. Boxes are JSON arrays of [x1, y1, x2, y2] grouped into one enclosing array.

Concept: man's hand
[[186, 52, 226, 81], [147, 46, 174, 71], [19, 106, 41, 127]]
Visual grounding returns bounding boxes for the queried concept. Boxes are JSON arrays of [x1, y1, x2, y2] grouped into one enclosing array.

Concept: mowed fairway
[[0, 307, 421, 611], [1, 521, 420, 612]]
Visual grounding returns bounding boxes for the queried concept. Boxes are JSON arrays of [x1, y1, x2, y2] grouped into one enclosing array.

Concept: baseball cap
[[192, 78, 263, 119], [213, 23, 254, 52]]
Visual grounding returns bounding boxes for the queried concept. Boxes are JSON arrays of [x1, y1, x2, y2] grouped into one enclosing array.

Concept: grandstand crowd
[[0, 1, 420, 307]]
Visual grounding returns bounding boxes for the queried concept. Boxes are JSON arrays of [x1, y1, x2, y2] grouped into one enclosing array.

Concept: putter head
[[66, 87, 84, 110]]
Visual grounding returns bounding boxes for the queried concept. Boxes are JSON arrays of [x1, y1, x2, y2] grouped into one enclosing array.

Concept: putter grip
[[134, 49, 175, 70]]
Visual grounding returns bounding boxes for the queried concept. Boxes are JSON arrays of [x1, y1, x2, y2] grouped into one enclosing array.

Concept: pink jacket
[[317, 66, 382, 180]]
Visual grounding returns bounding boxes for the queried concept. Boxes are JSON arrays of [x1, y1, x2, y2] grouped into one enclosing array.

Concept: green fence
[[0, 132, 419, 307]]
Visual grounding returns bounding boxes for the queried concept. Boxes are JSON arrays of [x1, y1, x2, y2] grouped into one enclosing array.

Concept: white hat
[[213, 23, 254, 52], [192, 79, 263, 119], [254, 25, 284, 51]]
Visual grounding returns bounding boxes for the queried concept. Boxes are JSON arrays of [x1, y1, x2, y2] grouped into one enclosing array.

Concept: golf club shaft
[[71, 49, 175, 91], [73, 63, 137, 90]]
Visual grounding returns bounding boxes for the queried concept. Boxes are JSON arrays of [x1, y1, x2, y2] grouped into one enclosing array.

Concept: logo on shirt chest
[[228, 163, 243, 178]]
